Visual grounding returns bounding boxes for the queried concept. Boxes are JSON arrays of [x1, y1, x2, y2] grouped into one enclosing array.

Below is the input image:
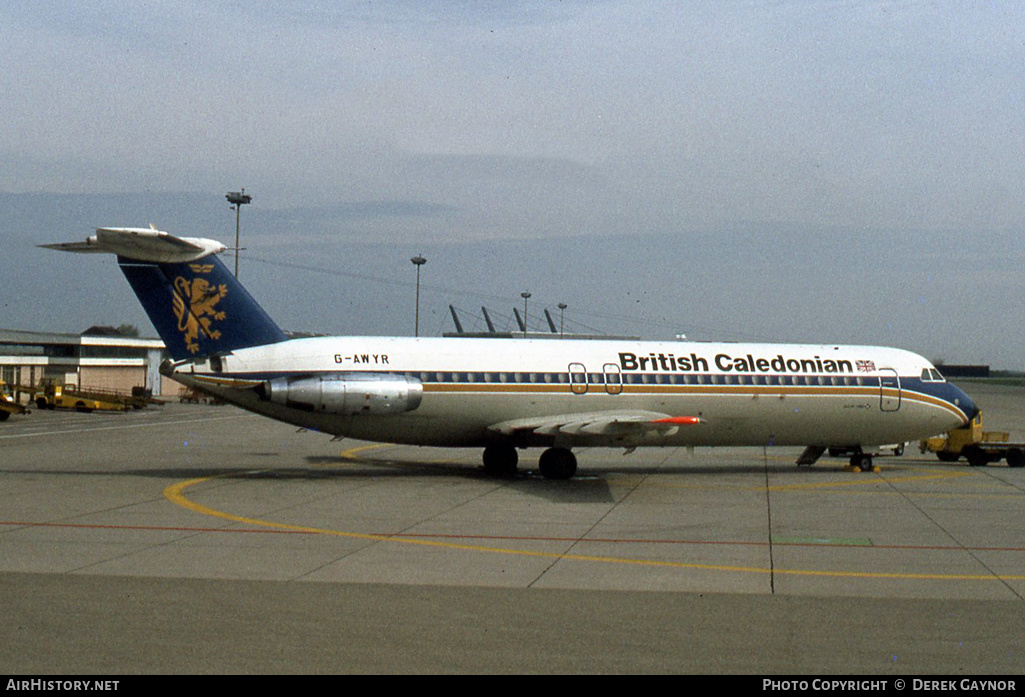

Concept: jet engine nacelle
[[258, 372, 423, 416]]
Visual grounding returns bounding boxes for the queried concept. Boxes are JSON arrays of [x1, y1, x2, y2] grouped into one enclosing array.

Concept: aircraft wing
[[488, 410, 703, 441]]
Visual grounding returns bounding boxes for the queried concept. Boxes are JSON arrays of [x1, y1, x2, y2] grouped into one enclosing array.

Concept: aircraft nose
[[952, 384, 979, 422]]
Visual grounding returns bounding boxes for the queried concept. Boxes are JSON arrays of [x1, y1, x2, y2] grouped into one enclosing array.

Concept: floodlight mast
[[411, 255, 427, 337], [520, 292, 531, 335], [226, 189, 252, 278]]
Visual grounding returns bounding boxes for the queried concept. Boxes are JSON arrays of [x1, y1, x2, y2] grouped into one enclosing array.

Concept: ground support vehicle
[[33, 380, 131, 413], [920, 412, 1025, 467], [0, 381, 28, 421]]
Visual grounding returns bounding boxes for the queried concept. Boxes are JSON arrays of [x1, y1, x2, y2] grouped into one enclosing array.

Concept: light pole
[[521, 292, 531, 335], [411, 255, 426, 337], [558, 302, 567, 337], [226, 189, 252, 278]]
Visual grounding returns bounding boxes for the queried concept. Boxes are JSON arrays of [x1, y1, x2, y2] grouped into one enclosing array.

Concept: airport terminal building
[[0, 327, 170, 401]]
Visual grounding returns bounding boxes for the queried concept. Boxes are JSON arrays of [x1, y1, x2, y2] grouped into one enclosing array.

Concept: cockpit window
[[921, 368, 946, 383]]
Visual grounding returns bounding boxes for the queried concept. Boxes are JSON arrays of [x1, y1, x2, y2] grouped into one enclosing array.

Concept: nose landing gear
[[849, 452, 879, 473]]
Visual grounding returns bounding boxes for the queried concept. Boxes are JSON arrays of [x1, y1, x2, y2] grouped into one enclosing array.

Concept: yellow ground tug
[[919, 411, 1025, 467], [32, 379, 132, 413], [0, 380, 29, 421]]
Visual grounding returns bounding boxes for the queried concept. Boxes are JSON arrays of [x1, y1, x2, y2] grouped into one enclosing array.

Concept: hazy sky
[[3, 2, 1024, 367]]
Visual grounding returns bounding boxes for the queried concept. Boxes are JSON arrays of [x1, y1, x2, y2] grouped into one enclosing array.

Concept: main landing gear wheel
[[482, 444, 518, 476], [538, 447, 577, 480], [849, 453, 878, 473]]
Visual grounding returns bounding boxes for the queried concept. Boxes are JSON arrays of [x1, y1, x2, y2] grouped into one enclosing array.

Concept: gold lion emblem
[[172, 275, 228, 354]]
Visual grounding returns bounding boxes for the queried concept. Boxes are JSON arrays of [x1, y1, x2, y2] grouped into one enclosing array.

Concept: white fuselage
[[168, 336, 977, 452]]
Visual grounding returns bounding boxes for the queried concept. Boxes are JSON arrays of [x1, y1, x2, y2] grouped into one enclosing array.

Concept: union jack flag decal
[[856, 360, 876, 373]]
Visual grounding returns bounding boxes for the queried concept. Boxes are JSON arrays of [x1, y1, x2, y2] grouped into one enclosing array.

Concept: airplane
[[43, 226, 979, 479]]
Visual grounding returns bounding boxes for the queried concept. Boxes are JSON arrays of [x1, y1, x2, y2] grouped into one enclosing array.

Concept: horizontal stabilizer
[[40, 226, 226, 263], [42, 226, 286, 360]]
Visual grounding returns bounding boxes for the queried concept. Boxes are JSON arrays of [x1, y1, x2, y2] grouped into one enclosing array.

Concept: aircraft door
[[568, 363, 588, 395], [603, 363, 623, 395], [879, 368, 901, 412]]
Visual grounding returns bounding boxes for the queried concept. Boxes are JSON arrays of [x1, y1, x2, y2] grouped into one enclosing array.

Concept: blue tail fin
[[118, 254, 288, 360]]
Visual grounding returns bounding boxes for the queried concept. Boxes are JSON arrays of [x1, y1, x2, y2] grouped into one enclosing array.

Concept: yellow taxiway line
[[163, 470, 1025, 583]]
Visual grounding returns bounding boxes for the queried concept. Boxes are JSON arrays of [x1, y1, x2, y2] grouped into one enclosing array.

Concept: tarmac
[[1, 380, 1023, 674]]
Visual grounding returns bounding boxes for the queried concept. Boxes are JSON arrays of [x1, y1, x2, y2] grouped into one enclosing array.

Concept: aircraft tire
[[849, 453, 874, 472], [1007, 449, 1025, 468], [539, 447, 576, 480], [963, 445, 989, 467], [482, 445, 518, 476]]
